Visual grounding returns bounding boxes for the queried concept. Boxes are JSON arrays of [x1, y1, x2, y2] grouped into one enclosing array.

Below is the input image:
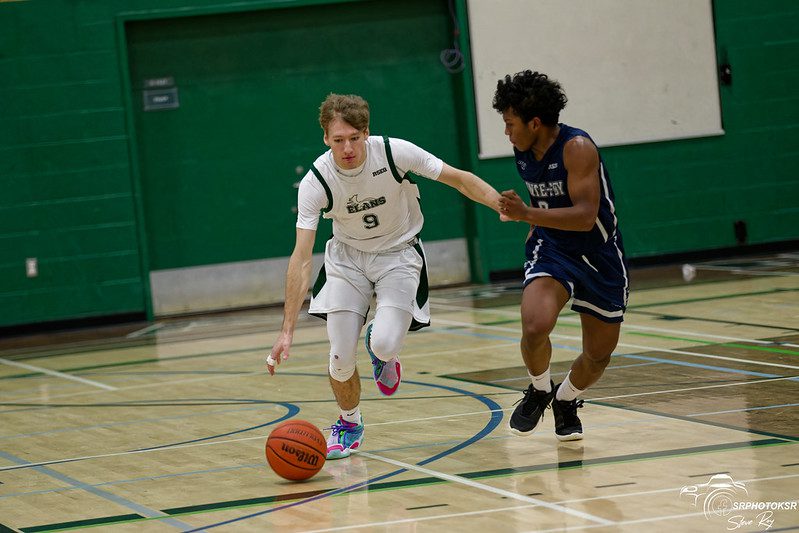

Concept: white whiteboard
[[468, 0, 724, 158]]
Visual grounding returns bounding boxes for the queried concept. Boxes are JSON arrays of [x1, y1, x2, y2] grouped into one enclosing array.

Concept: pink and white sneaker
[[326, 416, 364, 460]]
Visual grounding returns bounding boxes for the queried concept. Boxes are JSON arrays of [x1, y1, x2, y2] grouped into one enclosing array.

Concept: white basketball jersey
[[296, 136, 443, 252]]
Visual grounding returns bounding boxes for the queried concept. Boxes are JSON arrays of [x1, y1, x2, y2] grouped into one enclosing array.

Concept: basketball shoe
[[326, 416, 364, 459], [509, 381, 555, 436], [365, 321, 402, 396], [552, 383, 584, 441]]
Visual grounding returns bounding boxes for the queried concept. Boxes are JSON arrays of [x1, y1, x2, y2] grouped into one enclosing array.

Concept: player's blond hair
[[319, 93, 370, 133]]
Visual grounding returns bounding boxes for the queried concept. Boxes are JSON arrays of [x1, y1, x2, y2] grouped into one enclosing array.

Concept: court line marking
[[0, 332, 792, 454], [3, 374, 796, 473], [0, 401, 279, 441], [9, 314, 792, 411], [0, 355, 780, 456], [299, 472, 799, 533], [486, 361, 659, 382], [431, 301, 795, 346], [0, 413, 756, 502], [620, 354, 785, 379], [694, 265, 799, 277], [126, 322, 164, 338], [590, 374, 799, 401], [7, 307, 792, 405], [0, 461, 264, 501], [529, 512, 707, 532], [1, 328, 793, 468], [433, 318, 799, 372], [0, 340, 519, 405], [183, 381, 505, 532], [0, 450, 193, 531], [0, 414, 672, 474], [0, 379, 503, 473], [687, 402, 799, 417], [0, 431, 264, 472], [359, 451, 613, 526], [0, 357, 116, 391], [307, 509, 706, 533]]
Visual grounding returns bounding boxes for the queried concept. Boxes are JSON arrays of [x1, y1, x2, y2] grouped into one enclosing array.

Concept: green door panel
[[127, 0, 467, 271]]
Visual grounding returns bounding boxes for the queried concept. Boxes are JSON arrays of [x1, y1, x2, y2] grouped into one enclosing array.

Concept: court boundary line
[[431, 301, 798, 346], [433, 318, 799, 372], [5, 309, 795, 403], [0, 340, 518, 405], [0, 358, 116, 391]]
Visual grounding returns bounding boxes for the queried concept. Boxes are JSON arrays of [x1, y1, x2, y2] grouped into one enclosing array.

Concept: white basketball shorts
[[309, 237, 430, 331]]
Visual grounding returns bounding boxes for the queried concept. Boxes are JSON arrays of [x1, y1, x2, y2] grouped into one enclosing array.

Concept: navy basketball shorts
[[522, 236, 630, 323]]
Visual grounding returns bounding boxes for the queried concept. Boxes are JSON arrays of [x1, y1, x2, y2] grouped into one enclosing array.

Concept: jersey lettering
[[346, 194, 387, 213]]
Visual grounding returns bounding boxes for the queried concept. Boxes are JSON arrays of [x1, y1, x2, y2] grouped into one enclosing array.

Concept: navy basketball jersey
[[514, 124, 623, 255]]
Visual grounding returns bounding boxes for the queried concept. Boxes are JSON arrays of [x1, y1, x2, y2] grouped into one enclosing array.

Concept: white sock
[[341, 406, 361, 424], [529, 368, 552, 392], [556, 372, 584, 401]]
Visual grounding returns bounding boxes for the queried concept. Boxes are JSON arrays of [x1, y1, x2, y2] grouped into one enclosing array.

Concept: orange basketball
[[265, 419, 326, 481]]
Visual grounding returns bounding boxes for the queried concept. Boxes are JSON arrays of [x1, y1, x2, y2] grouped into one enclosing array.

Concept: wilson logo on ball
[[281, 443, 320, 466]]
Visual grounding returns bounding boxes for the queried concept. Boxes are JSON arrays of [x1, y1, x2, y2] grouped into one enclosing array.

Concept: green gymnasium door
[[126, 0, 467, 275]]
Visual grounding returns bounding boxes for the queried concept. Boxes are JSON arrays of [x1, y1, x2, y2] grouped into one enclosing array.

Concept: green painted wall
[[1, 0, 797, 328], [1, 1, 143, 326], [0, 0, 470, 328]]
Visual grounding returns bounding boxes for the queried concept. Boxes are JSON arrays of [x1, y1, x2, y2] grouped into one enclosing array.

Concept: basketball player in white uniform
[[267, 93, 503, 459]]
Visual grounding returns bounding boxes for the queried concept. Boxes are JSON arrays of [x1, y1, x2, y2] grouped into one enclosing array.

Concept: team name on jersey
[[372, 167, 388, 177], [525, 180, 565, 198], [346, 194, 387, 213]]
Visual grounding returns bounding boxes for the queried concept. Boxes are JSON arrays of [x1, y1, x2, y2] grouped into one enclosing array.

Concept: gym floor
[[1, 252, 797, 532]]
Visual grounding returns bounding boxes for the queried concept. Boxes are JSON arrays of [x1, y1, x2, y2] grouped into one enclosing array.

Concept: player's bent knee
[[521, 318, 557, 341], [368, 334, 403, 362], [328, 354, 356, 382], [585, 351, 612, 369]]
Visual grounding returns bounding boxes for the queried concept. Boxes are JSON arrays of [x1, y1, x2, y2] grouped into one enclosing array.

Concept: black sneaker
[[552, 383, 584, 441], [508, 381, 555, 436]]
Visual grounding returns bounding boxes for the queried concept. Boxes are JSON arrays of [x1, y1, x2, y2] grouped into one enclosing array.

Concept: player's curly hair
[[492, 70, 567, 126], [319, 93, 370, 133]]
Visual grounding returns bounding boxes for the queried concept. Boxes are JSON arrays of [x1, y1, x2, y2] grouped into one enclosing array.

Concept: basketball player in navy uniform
[[493, 71, 630, 441], [267, 93, 503, 459]]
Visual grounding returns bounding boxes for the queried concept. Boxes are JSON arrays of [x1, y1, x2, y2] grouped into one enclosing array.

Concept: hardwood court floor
[[1, 253, 797, 532]]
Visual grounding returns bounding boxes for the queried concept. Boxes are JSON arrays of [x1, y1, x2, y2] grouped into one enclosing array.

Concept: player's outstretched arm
[[437, 163, 502, 215], [267, 227, 316, 375]]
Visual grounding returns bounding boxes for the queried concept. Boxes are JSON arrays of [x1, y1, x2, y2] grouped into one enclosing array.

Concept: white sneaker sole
[[508, 422, 539, 437]]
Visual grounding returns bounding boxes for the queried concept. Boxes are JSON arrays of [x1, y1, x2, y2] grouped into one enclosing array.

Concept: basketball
[[265, 419, 326, 481]]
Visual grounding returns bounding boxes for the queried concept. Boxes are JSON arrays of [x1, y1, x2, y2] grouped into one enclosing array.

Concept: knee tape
[[328, 352, 356, 382]]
